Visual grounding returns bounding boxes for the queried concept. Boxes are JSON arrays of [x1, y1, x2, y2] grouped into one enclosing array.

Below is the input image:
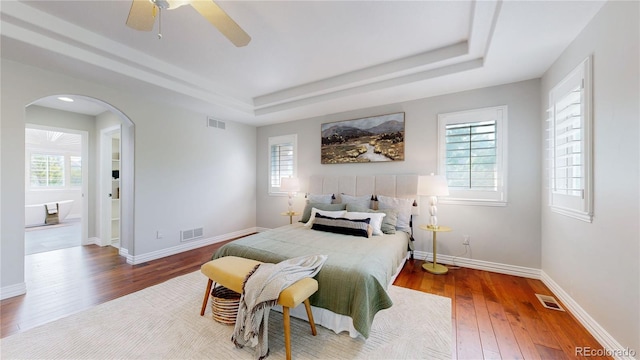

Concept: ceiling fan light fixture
[[150, 0, 189, 10], [57, 96, 74, 102]]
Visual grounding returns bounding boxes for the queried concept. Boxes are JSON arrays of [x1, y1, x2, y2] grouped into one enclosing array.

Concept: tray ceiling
[[1, 1, 605, 125]]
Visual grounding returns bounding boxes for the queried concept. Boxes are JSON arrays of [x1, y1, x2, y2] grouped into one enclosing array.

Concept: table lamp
[[280, 177, 300, 214], [418, 173, 449, 229]]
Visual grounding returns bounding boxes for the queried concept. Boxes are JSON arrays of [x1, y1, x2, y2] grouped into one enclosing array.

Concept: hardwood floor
[[394, 261, 610, 360], [1, 244, 609, 359]]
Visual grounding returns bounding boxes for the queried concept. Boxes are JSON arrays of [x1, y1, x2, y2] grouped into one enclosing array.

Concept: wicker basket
[[210, 286, 241, 325]]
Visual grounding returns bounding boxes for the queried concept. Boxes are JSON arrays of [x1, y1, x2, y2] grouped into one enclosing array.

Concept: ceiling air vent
[[207, 116, 226, 130]]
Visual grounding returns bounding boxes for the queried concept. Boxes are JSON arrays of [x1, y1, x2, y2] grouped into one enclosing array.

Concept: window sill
[[549, 206, 593, 223], [268, 191, 288, 197], [439, 199, 507, 207]]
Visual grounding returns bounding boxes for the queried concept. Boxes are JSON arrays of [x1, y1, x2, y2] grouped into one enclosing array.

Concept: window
[[438, 105, 508, 206], [70, 156, 82, 187], [547, 56, 593, 222], [268, 134, 297, 194], [30, 154, 65, 187]]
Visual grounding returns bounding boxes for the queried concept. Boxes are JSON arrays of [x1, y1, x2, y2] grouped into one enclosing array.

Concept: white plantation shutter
[[551, 85, 582, 197], [547, 56, 593, 222], [445, 120, 497, 191], [268, 134, 297, 194], [438, 106, 507, 206]]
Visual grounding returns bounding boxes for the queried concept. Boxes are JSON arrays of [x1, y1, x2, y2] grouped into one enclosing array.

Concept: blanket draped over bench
[[213, 223, 409, 338], [232, 254, 328, 360]]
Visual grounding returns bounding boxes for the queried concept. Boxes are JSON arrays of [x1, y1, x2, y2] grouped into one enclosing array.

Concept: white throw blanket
[[232, 254, 328, 359]]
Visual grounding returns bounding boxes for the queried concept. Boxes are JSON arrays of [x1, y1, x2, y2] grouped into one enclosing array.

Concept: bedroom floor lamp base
[[419, 225, 452, 275]]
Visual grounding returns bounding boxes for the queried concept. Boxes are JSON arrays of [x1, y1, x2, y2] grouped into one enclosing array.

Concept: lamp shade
[[418, 174, 449, 196], [280, 177, 300, 193]]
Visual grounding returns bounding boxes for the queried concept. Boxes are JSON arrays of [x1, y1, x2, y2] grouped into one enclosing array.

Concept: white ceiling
[[1, 0, 605, 126]]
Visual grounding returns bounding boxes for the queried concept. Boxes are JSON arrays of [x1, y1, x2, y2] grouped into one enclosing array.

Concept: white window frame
[[268, 134, 297, 195], [27, 151, 83, 190], [547, 56, 593, 222], [437, 105, 508, 206]]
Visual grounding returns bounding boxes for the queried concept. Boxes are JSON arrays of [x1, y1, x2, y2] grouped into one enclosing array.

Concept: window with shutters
[[547, 56, 593, 222], [437, 105, 508, 206], [268, 134, 297, 195]]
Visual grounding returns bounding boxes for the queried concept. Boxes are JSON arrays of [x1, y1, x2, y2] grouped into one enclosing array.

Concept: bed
[[212, 175, 419, 338]]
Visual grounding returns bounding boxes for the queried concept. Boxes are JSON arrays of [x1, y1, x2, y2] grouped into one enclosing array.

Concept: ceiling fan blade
[[190, 0, 251, 47], [126, 0, 157, 31]]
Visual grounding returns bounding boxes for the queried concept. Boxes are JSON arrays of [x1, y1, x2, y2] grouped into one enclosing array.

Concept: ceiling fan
[[126, 0, 251, 47]]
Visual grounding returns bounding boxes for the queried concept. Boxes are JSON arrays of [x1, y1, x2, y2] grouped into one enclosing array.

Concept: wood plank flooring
[[394, 261, 610, 359], [1, 244, 610, 359]]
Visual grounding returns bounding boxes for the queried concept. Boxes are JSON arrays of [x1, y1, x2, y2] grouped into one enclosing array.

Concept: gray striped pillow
[[311, 214, 372, 238]]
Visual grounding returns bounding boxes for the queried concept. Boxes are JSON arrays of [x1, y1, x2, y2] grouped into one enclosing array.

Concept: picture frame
[[321, 112, 405, 164]]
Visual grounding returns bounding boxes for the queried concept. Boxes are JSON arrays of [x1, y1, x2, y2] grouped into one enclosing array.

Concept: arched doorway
[[26, 95, 135, 257]]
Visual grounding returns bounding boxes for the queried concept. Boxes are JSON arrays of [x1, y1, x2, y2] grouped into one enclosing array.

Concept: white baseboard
[[540, 271, 637, 360], [412, 250, 541, 279], [84, 236, 102, 246], [1, 282, 26, 300], [123, 227, 259, 265], [411, 251, 634, 360]]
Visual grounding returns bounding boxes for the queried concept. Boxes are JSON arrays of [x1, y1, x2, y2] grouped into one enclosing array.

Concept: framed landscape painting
[[321, 112, 405, 164]]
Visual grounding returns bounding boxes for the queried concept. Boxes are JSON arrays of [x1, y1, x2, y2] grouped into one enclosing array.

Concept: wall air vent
[[207, 116, 226, 130], [181, 227, 204, 242], [535, 294, 564, 311]]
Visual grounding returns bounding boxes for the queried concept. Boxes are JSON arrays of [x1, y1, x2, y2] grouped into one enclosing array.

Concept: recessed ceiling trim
[[253, 41, 470, 107], [255, 58, 484, 116], [468, 0, 502, 60], [253, 0, 501, 115], [1, 1, 253, 113]]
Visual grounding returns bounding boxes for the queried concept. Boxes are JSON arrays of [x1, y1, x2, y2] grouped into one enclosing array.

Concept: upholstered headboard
[[308, 175, 419, 199]]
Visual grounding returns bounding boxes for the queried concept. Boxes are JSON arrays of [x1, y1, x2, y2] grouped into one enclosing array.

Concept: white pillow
[[304, 208, 347, 227], [306, 194, 333, 204], [340, 194, 372, 208], [377, 195, 413, 231], [344, 211, 386, 236]]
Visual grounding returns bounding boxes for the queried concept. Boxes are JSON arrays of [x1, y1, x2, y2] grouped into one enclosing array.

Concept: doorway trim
[[99, 126, 120, 248], [26, 95, 136, 260], [24, 123, 89, 247]]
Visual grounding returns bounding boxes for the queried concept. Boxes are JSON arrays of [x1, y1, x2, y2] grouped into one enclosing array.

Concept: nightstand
[[419, 225, 452, 275], [281, 211, 300, 224]]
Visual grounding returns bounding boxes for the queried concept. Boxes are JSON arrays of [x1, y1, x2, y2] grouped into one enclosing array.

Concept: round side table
[[419, 225, 452, 275]]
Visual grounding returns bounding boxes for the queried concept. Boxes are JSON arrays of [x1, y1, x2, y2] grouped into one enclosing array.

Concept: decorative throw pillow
[[306, 194, 333, 204], [344, 211, 386, 236], [376, 195, 413, 231], [304, 208, 347, 227], [311, 214, 371, 238], [300, 202, 347, 223], [339, 194, 372, 208], [346, 204, 398, 234]]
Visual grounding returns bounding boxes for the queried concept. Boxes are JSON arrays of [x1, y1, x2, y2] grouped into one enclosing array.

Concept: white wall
[[1, 60, 257, 295], [540, 1, 639, 353], [257, 79, 542, 269]]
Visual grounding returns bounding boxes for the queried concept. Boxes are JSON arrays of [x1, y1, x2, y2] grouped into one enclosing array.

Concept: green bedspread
[[212, 223, 409, 338]]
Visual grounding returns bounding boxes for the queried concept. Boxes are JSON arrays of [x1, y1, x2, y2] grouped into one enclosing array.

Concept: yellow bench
[[200, 256, 318, 360]]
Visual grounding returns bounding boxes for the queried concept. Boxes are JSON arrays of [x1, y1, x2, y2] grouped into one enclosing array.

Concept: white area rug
[[1, 271, 451, 359]]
